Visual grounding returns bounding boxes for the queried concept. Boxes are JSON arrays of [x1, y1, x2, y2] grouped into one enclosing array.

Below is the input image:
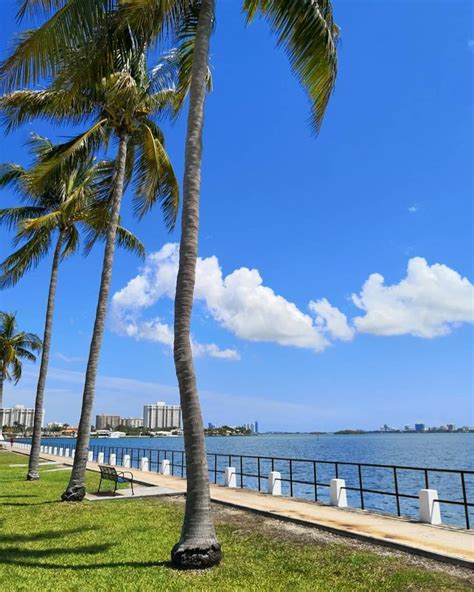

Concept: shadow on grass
[[0, 558, 173, 570], [0, 495, 38, 499], [0, 544, 174, 571], [0, 543, 113, 564], [0, 527, 96, 544], [0, 501, 60, 507]]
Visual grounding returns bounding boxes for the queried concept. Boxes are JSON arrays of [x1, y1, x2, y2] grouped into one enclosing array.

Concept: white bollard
[[53, 447, 58, 456], [419, 489, 442, 525], [40, 445, 44, 453], [161, 459, 171, 475], [109, 453, 116, 466], [71, 449, 75, 459], [123, 454, 131, 468], [98, 452, 105, 464], [224, 467, 237, 488], [141, 457, 149, 472], [268, 471, 282, 496], [88, 450, 94, 462], [65, 448, 70, 458], [59, 448, 64, 457], [48, 446, 53, 454], [330, 478, 348, 508]]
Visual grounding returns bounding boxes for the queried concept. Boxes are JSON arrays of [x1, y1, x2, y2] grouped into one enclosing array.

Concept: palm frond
[[115, 225, 145, 258], [0, 0, 114, 91], [0, 89, 90, 132], [61, 225, 80, 259], [14, 346, 38, 362], [28, 119, 107, 192], [0, 229, 51, 288], [133, 122, 179, 230], [0, 163, 27, 189], [0, 206, 47, 230], [243, 0, 339, 132]]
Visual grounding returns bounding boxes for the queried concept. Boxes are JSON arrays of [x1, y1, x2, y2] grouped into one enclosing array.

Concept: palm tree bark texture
[[27, 229, 65, 480], [171, 0, 221, 570], [62, 132, 128, 501]]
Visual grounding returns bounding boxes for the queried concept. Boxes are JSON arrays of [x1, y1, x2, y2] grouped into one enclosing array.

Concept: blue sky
[[1, 0, 473, 431]]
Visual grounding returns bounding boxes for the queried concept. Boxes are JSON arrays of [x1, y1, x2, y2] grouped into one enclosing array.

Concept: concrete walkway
[[8, 445, 474, 568]]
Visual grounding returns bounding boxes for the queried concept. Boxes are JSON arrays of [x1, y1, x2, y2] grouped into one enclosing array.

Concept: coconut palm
[[1, 25, 180, 500], [2, 0, 339, 568], [0, 135, 144, 480], [0, 312, 42, 439]]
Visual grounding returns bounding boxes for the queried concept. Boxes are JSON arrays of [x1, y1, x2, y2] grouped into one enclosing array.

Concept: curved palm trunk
[[171, 0, 221, 570], [62, 132, 128, 501], [27, 230, 65, 480]]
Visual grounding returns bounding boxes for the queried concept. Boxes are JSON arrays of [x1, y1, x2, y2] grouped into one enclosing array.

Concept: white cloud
[[112, 245, 473, 355], [352, 257, 474, 337], [111, 243, 352, 356], [309, 298, 355, 341], [54, 352, 84, 363], [408, 205, 419, 213]]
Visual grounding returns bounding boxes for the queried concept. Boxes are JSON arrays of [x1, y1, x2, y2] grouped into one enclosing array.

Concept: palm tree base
[[61, 485, 86, 502], [26, 471, 40, 481], [171, 540, 222, 570]]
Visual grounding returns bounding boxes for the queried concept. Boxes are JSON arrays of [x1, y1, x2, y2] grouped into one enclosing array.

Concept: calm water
[[37, 433, 474, 528]]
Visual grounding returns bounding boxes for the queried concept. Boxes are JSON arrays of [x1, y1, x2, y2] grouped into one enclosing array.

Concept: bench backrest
[[99, 465, 118, 480]]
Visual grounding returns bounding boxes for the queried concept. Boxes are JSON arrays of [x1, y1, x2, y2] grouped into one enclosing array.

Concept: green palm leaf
[[133, 122, 179, 229], [243, 0, 339, 132]]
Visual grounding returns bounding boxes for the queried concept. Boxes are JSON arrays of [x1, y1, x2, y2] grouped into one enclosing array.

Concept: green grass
[[0, 451, 471, 591]]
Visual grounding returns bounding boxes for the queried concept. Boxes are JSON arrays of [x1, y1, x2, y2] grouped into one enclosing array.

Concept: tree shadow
[[0, 526, 96, 544], [0, 495, 38, 499], [0, 544, 113, 564], [0, 500, 60, 507], [0, 556, 173, 570]]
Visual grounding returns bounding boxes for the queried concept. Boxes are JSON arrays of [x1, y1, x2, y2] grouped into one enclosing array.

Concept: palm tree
[[0, 312, 42, 439], [1, 23, 180, 500], [0, 135, 144, 480], [171, 0, 339, 568], [1, 0, 339, 568]]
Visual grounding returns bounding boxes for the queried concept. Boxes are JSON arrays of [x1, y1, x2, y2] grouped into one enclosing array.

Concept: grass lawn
[[0, 450, 472, 591]]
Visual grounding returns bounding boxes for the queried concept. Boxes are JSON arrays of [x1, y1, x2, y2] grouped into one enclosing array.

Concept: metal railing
[[35, 440, 474, 529]]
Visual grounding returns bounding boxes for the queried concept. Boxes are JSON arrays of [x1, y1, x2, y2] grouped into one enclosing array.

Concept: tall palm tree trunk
[[171, 0, 221, 570], [62, 132, 128, 502], [27, 230, 65, 480]]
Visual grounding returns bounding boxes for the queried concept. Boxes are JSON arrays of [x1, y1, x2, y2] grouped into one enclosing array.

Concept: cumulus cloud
[[112, 245, 473, 356], [352, 257, 474, 337], [111, 243, 351, 357], [408, 205, 419, 213], [309, 298, 355, 341]]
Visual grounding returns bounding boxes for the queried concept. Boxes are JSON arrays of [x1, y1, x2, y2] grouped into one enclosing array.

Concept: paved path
[[9, 445, 474, 568]]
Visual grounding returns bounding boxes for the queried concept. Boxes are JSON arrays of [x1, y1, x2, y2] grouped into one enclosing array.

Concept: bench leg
[[130, 479, 134, 496], [114, 480, 118, 495], [98, 477, 102, 494]]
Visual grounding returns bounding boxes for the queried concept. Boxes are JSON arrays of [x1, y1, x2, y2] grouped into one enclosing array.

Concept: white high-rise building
[[144, 402, 182, 429], [0, 405, 43, 429]]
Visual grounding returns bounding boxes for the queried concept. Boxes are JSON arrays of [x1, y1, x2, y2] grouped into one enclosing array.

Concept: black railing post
[[313, 461, 318, 502], [240, 456, 244, 488], [358, 464, 365, 510], [257, 457, 261, 491], [289, 459, 293, 497], [393, 467, 401, 516], [461, 472, 470, 529]]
